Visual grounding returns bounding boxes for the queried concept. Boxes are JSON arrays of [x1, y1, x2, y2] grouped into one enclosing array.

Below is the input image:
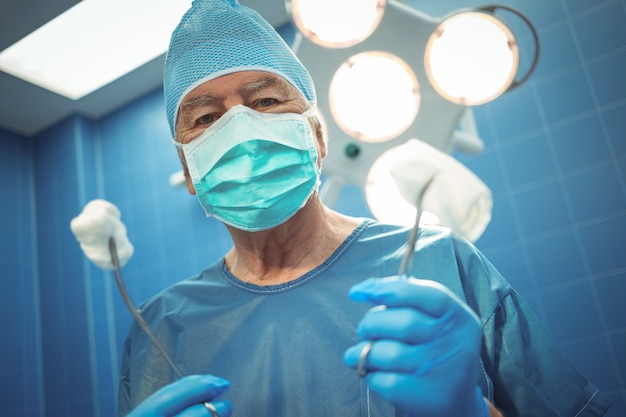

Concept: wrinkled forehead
[[180, 71, 302, 107]]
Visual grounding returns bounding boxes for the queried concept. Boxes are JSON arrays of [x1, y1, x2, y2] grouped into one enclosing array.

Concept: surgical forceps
[[108, 237, 220, 417], [357, 176, 434, 378]]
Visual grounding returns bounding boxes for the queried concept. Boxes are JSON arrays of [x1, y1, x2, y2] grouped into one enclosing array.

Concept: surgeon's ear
[[177, 148, 197, 195], [309, 116, 327, 159], [184, 170, 196, 195]]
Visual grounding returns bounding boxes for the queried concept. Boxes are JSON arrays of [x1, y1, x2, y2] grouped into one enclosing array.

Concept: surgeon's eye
[[257, 97, 279, 109], [196, 113, 217, 126]]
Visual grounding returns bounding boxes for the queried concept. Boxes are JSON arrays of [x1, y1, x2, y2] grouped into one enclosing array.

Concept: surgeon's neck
[[224, 195, 360, 286]]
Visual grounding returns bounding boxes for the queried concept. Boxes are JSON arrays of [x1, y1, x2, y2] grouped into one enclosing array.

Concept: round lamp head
[[287, 0, 385, 48], [329, 51, 420, 143], [425, 11, 519, 105]]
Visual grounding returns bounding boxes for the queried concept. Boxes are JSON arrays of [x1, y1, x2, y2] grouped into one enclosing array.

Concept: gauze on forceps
[[70, 199, 134, 270]]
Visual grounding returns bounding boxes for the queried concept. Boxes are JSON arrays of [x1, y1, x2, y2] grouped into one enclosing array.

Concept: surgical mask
[[176, 105, 320, 231]]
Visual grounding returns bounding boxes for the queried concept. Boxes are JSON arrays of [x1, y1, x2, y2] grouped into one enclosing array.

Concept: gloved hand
[[127, 374, 233, 417], [344, 276, 488, 417]]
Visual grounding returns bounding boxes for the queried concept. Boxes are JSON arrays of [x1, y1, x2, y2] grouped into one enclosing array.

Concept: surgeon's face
[[175, 70, 326, 195]]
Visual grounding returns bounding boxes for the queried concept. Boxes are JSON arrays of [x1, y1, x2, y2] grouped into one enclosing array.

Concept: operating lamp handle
[[108, 237, 183, 380], [479, 4, 541, 91]]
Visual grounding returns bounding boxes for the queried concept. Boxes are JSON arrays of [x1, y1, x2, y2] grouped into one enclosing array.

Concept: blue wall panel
[[0, 131, 44, 417], [33, 116, 101, 417]]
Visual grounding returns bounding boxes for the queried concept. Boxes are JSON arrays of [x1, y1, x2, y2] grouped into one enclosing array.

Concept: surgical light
[[424, 6, 539, 106], [286, 0, 386, 48], [329, 52, 420, 142], [291, 1, 538, 242], [425, 12, 517, 105]]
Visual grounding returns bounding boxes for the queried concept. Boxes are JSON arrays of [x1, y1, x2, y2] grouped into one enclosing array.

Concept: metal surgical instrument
[[397, 176, 434, 278], [108, 237, 220, 417], [357, 176, 434, 377]]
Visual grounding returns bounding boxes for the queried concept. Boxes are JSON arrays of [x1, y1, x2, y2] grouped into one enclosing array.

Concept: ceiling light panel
[[0, 0, 191, 100]]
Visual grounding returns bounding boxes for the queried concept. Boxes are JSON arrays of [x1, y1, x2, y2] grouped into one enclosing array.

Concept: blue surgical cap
[[163, 0, 317, 136]]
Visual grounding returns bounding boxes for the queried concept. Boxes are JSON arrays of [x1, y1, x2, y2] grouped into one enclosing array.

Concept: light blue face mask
[[176, 105, 321, 231]]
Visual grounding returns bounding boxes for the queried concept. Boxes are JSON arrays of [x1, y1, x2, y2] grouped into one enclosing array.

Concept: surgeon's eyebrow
[[182, 93, 219, 109], [239, 76, 293, 99]]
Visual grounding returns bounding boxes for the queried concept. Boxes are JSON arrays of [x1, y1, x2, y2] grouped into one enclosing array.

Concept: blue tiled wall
[[1, 0, 625, 415], [451, 0, 626, 414]]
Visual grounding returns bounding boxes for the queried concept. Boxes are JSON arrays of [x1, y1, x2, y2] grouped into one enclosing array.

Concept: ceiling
[[0, 0, 473, 138], [0, 0, 291, 137]]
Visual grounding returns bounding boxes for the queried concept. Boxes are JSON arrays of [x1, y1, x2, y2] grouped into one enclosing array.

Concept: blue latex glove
[[344, 276, 489, 417], [127, 374, 233, 417]]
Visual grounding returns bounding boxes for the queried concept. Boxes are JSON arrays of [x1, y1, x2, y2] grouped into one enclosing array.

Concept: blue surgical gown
[[118, 220, 611, 416]]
